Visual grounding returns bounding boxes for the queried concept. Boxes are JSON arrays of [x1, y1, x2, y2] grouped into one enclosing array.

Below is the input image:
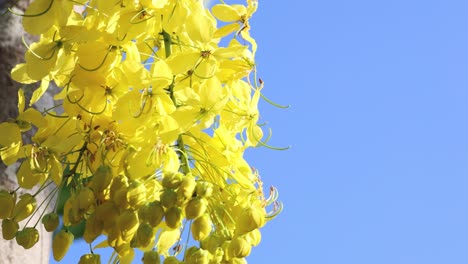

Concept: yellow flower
[[3, 0, 283, 262], [0, 90, 45, 165], [22, 0, 76, 35], [211, 0, 258, 55]]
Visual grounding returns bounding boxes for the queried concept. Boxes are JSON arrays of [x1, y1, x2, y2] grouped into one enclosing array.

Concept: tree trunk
[[0, 1, 52, 263]]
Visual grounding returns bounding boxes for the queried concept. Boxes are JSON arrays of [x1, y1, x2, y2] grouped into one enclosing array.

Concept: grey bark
[[0, 1, 53, 263]]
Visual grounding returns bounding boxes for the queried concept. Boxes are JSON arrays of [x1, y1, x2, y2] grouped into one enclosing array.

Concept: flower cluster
[[0, 0, 283, 263]]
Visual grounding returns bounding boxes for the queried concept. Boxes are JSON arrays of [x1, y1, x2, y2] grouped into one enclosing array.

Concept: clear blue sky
[[53, 1, 468, 263]]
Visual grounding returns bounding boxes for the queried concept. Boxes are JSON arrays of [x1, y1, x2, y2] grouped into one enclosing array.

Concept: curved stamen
[[260, 92, 290, 109], [250, 127, 290, 150], [78, 46, 117, 72], [265, 201, 283, 219], [22, 36, 57, 60]]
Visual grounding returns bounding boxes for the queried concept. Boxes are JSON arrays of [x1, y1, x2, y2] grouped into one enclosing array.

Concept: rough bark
[[0, 1, 52, 263]]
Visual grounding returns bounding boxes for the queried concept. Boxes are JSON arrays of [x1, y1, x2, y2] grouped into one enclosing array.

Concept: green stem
[[64, 142, 88, 179], [162, 30, 191, 175], [32, 187, 59, 228]]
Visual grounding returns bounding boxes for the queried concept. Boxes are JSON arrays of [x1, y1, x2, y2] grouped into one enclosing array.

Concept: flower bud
[[0, 190, 15, 219], [162, 171, 183, 189], [68, 196, 83, 225], [142, 250, 160, 264], [62, 198, 72, 226], [244, 229, 261, 246], [16, 227, 39, 249], [211, 247, 224, 263], [160, 189, 177, 208], [164, 207, 182, 229], [177, 175, 196, 201], [185, 197, 207, 220], [185, 246, 209, 264], [2, 218, 19, 240], [195, 181, 213, 198], [42, 212, 59, 232], [228, 237, 251, 258], [52, 229, 74, 261], [200, 234, 223, 254], [229, 257, 247, 264], [78, 253, 101, 264], [191, 214, 212, 241], [76, 187, 95, 212], [145, 201, 164, 227], [91, 165, 113, 194], [12, 193, 36, 222], [135, 223, 155, 248], [163, 256, 180, 264], [235, 206, 265, 235]]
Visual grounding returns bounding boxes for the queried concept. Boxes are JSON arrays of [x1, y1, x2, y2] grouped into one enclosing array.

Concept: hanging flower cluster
[[0, 0, 284, 263]]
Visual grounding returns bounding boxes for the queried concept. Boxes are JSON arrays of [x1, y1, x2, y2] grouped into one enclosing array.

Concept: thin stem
[[32, 187, 59, 228], [33, 180, 54, 198], [64, 142, 88, 179], [182, 219, 193, 260], [260, 92, 290, 109], [41, 103, 63, 114], [162, 30, 191, 175]]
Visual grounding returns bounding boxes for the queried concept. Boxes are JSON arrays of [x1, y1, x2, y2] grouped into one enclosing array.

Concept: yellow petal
[[186, 5, 215, 43], [170, 106, 199, 132], [166, 51, 200, 75], [22, 0, 56, 34], [0, 141, 21, 165], [17, 160, 45, 189], [150, 60, 173, 89], [30, 78, 50, 106], [163, 148, 180, 173], [212, 4, 242, 22], [125, 147, 157, 180], [0, 123, 21, 148], [11, 64, 36, 84], [25, 41, 57, 80], [213, 40, 247, 60], [77, 42, 117, 71], [18, 89, 25, 113], [49, 154, 62, 186], [93, 239, 109, 249], [155, 227, 180, 257], [152, 0, 168, 9], [214, 23, 241, 39], [19, 108, 46, 128], [43, 133, 82, 155], [116, 61, 150, 89], [60, 25, 101, 43], [118, 249, 135, 264], [197, 76, 224, 110], [240, 30, 257, 57]]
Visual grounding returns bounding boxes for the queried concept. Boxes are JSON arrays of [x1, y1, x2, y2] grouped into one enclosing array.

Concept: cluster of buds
[[0, 0, 285, 263]]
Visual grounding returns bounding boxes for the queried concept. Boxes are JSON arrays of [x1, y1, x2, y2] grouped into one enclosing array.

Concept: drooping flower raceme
[[0, 0, 284, 263]]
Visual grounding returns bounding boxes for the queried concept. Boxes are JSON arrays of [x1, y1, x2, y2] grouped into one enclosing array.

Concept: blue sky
[[246, 1, 468, 263], [53, 1, 468, 263]]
